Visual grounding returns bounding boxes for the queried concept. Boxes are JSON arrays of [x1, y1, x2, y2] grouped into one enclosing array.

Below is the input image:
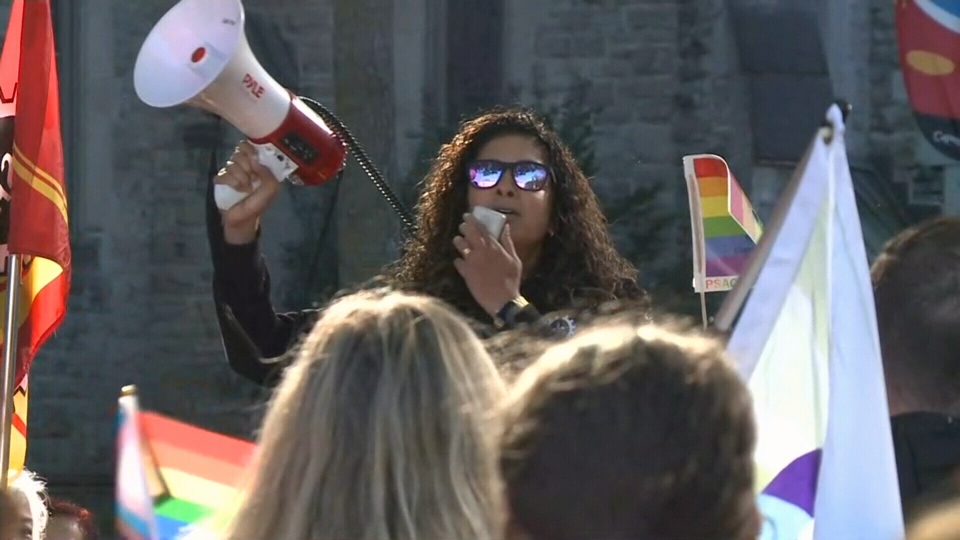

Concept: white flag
[[726, 104, 904, 540]]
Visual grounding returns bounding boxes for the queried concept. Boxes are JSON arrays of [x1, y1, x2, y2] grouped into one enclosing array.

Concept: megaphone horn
[[133, 0, 346, 211]]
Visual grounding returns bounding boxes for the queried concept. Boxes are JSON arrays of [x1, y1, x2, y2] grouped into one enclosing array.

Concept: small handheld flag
[[683, 154, 762, 294], [116, 386, 256, 540]]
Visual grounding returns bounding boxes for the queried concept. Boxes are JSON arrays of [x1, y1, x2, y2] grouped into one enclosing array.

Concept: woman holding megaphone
[[208, 107, 647, 386]]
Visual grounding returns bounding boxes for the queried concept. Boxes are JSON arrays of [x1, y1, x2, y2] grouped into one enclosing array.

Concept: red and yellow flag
[[0, 0, 72, 478], [9, 376, 26, 475]]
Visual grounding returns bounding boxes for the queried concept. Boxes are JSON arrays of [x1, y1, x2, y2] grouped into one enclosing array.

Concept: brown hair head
[[871, 216, 960, 413], [501, 321, 759, 540]]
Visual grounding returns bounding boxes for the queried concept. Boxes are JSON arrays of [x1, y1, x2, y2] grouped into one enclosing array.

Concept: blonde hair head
[[220, 289, 506, 540]]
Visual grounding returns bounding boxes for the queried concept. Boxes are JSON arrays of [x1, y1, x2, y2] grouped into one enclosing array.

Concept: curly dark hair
[[386, 106, 645, 322], [47, 497, 98, 540]]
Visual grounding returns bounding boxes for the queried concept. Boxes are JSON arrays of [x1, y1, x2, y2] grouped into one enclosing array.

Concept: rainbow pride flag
[[116, 389, 159, 540], [683, 154, 763, 293], [116, 387, 256, 540]]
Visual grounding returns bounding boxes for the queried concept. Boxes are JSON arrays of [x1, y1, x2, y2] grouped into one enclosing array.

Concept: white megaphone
[[133, 0, 347, 211]]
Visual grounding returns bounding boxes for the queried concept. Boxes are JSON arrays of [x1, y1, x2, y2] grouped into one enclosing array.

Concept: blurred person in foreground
[[871, 216, 960, 518], [906, 496, 960, 540], [215, 289, 507, 540], [5, 471, 46, 540], [500, 319, 759, 540]]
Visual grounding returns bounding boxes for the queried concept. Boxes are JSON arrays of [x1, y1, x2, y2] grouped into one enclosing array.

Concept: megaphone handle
[[214, 181, 262, 211], [213, 143, 298, 211], [253, 143, 299, 184]]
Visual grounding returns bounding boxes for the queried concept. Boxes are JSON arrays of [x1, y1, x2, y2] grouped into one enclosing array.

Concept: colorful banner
[[896, 0, 960, 160], [0, 0, 71, 388], [0, 0, 71, 479]]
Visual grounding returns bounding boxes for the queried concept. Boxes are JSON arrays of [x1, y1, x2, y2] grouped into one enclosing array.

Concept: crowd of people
[[0, 106, 957, 538]]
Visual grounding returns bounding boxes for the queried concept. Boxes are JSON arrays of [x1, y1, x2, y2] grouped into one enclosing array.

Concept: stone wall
[[506, 0, 681, 200]]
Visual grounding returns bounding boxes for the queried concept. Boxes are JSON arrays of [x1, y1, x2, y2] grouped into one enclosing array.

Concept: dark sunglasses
[[467, 160, 551, 192]]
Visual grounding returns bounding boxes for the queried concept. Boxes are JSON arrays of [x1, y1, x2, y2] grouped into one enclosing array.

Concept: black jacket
[[205, 179, 554, 386], [891, 411, 960, 520], [206, 179, 318, 385]]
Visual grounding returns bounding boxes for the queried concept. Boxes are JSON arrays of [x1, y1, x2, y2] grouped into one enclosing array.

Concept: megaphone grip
[[254, 143, 298, 183], [213, 145, 290, 211], [214, 181, 261, 211]]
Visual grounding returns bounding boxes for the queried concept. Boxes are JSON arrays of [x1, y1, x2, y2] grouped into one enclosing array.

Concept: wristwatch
[[493, 296, 530, 329]]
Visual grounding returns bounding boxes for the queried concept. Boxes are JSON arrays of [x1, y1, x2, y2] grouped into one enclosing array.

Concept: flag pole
[[713, 145, 815, 331], [0, 253, 22, 487], [714, 100, 851, 331], [699, 292, 708, 329]]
